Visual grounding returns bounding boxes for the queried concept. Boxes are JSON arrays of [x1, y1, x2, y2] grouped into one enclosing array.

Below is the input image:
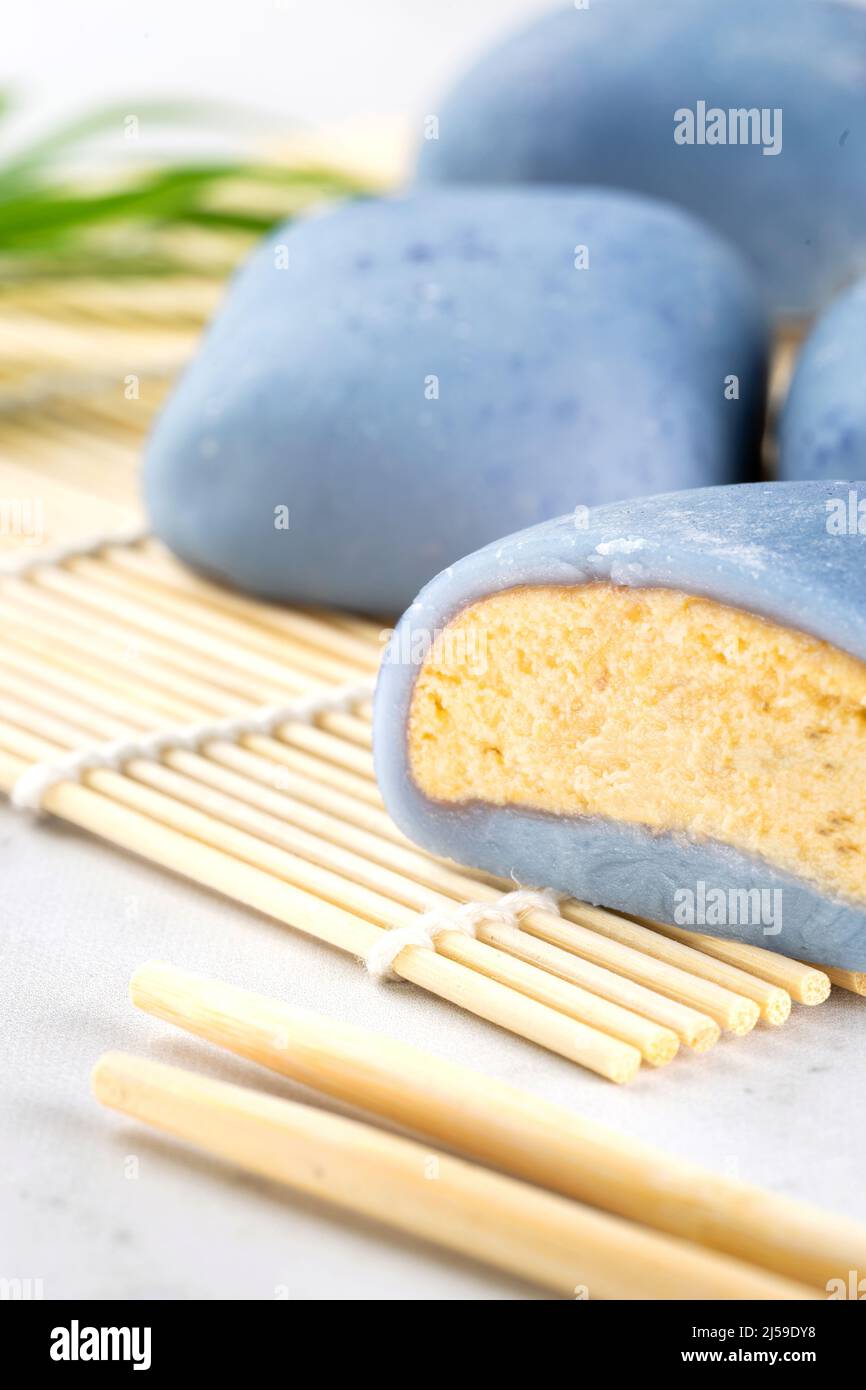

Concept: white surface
[[2, 797, 865, 1300], [1, 0, 554, 158]]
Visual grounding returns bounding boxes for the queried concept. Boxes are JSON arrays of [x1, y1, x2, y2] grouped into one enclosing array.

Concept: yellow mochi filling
[[407, 584, 866, 905]]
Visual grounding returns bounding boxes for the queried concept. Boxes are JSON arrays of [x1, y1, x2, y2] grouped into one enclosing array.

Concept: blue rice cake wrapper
[[143, 188, 767, 615], [781, 277, 866, 482], [416, 0, 866, 320]]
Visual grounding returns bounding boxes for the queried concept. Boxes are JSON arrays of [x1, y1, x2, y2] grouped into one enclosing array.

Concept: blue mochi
[[780, 277, 866, 482], [143, 189, 767, 615], [373, 480, 866, 969], [416, 0, 866, 319]]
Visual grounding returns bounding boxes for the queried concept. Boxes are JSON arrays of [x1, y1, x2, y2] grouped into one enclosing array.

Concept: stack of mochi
[[144, 0, 866, 968]]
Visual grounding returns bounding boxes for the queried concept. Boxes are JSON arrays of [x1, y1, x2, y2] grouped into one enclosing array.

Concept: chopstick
[[130, 960, 866, 1292], [91, 1049, 815, 1300]]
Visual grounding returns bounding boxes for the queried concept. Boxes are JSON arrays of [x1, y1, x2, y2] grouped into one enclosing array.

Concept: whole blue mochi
[[374, 481, 866, 969], [780, 278, 866, 481], [143, 189, 767, 614], [416, 0, 866, 319]]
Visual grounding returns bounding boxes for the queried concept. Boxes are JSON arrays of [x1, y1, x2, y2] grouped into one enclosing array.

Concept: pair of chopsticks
[[93, 962, 863, 1299]]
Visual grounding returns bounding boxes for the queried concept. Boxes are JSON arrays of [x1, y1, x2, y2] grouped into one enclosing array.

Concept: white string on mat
[[10, 679, 376, 812], [366, 888, 564, 981], [1, 522, 151, 578]]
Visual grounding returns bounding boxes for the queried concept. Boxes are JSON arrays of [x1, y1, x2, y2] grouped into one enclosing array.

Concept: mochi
[[416, 0, 866, 319], [144, 189, 767, 614], [780, 278, 866, 482], [373, 481, 866, 969]]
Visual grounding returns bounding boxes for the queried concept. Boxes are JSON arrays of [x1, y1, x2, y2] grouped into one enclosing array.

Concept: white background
[[1, 0, 554, 161]]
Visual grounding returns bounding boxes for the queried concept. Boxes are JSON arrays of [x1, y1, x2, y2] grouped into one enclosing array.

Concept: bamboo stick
[[0, 455, 135, 532], [0, 428, 139, 511], [0, 642, 158, 731], [0, 724, 58, 767], [2, 581, 373, 746], [108, 541, 381, 670], [1, 276, 219, 325], [238, 734, 383, 806], [69, 553, 373, 686], [0, 308, 193, 368], [60, 554, 379, 722], [0, 692, 98, 751], [210, 738, 399, 836], [28, 563, 315, 696], [5, 569, 375, 756], [2, 591, 361, 759], [131, 961, 863, 1291], [0, 417, 140, 502], [21, 413, 142, 470], [204, 770, 717, 1042], [8, 569, 375, 778], [0, 585, 254, 712], [4, 543, 377, 719], [519, 907, 760, 1035], [811, 965, 866, 996], [303, 603, 387, 645], [642, 919, 831, 1005], [0, 668, 127, 740], [269, 720, 374, 779], [94, 544, 380, 673], [557, 900, 791, 1026], [92, 1050, 815, 1299]]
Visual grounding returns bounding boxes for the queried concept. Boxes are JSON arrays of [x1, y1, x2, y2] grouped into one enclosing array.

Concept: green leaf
[[0, 99, 373, 280]]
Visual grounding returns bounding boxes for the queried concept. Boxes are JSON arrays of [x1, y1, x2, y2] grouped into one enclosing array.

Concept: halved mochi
[[373, 482, 866, 969]]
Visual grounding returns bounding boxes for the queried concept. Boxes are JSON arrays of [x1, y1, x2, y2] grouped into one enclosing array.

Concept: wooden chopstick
[[129, 961, 864, 1292], [91, 1049, 815, 1300]]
